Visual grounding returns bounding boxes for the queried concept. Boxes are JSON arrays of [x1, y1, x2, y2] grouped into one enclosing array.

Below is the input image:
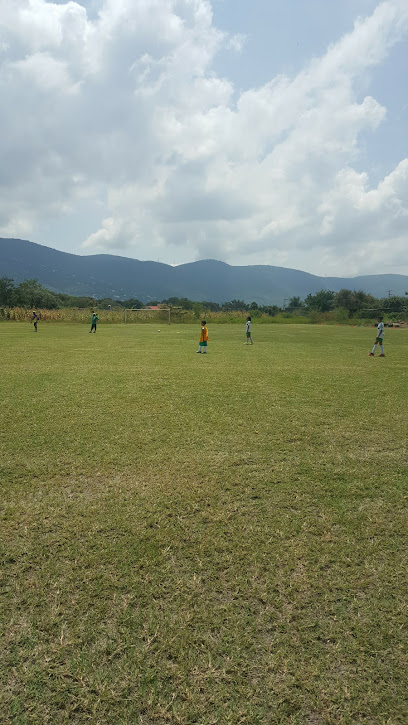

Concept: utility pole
[[283, 298, 288, 310]]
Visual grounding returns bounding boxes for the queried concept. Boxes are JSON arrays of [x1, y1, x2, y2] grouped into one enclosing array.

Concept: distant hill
[[1, 238, 407, 305]]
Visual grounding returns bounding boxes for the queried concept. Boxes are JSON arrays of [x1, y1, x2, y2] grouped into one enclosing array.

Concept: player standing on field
[[369, 316, 385, 357], [89, 311, 99, 333], [197, 320, 209, 353], [31, 311, 39, 332], [245, 316, 253, 344]]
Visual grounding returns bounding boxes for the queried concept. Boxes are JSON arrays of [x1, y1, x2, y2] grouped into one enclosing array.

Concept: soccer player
[[31, 311, 39, 332], [89, 311, 99, 333], [197, 320, 209, 353], [245, 315, 253, 344], [369, 316, 385, 357]]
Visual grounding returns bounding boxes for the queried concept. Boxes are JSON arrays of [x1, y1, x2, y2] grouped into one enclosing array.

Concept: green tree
[[201, 301, 221, 312], [122, 298, 145, 309], [333, 289, 377, 316], [0, 277, 15, 306], [222, 299, 248, 311], [161, 297, 194, 310], [378, 295, 407, 313], [288, 296, 303, 309], [14, 279, 58, 309], [57, 294, 98, 308], [97, 297, 117, 309], [305, 290, 335, 312], [192, 301, 202, 318]]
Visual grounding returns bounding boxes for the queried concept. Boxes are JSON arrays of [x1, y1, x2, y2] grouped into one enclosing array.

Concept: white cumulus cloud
[[0, 0, 407, 276]]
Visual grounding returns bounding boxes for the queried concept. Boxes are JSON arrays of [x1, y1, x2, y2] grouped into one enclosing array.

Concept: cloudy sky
[[1, 0, 407, 276]]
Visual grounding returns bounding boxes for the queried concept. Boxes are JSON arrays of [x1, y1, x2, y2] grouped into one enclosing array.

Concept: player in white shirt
[[369, 316, 385, 357], [245, 316, 253, 344]]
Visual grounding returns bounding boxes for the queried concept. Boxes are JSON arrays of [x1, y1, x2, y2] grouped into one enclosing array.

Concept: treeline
[[161, 292, 407, 318], [289, 290, 407, 317], [0, 277, 406, 318], [160, 297, 281, 316], [0, 277, 146, 310]]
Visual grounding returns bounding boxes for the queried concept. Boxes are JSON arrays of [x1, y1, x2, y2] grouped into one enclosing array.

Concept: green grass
[[1, 322, 407, 724]]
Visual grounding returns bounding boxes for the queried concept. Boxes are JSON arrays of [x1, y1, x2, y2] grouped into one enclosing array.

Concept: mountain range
[[1, 238, 407, 305]]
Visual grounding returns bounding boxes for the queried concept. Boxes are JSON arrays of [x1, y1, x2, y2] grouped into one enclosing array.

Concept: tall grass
[[0, 307, 125, 323], [0, 306, 396, 326]]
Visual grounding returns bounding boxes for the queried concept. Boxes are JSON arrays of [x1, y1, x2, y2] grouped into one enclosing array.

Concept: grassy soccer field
[[1, 322, 407, 724]]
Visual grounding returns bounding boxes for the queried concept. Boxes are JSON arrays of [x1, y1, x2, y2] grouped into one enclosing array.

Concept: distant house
[[147, 305, 160, 310]]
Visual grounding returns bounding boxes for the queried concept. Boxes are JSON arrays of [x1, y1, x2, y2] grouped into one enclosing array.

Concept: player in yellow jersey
[[197, 320, 209, 353]]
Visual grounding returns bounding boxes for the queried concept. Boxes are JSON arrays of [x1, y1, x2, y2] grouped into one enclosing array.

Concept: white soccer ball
[[157, 329, 161, 332]]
